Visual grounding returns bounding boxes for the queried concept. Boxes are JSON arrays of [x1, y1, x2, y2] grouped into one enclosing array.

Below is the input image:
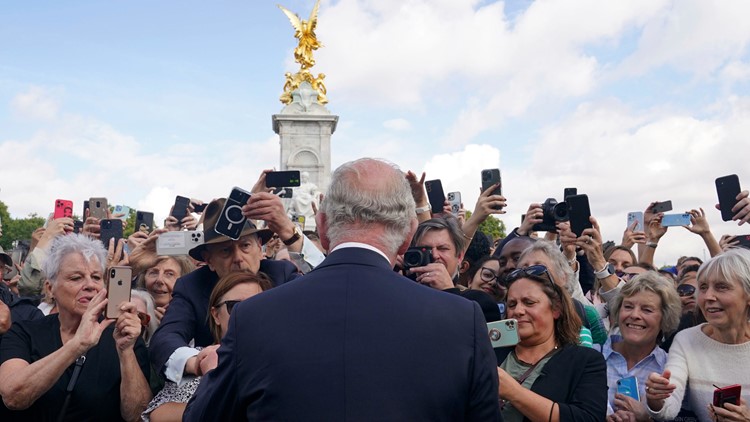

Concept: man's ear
[[459, 260, 471, 274], [316, 212, 330, 251]]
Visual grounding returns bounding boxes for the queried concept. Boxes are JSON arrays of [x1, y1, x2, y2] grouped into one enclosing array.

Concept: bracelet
[[415, 205, 431, 215], [567, 257, 577, 266], [461, 232, 473, 241], [646, 241, 658, 248], [548, 402, 557, 422], [595, 263, 608, 274]]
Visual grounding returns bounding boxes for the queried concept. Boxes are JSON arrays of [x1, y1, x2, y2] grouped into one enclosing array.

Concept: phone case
[[567, 194, 593, 236], [171, 196, 191, 222], [113, 205, 130, 221], [215, 187, 251, 240], [425, 180, 446, 214], [661, 213, 691, 227], [481, 169, 502, 196], [487, 319, 519, 348], [156, 231, 204, 256], [89, 197, 108, 220], [652, 200, 673, 213], [713, 384, 741, 407], [447, 192, 462, 216], [735, 234, 750, 249], [716, 175, 741, 221], [616, 376, 640, 401], [563, 187, 577, 199], [266, 170, 301, 188], [100, 219, 123, 248], [54, 199, 74, 219], [105, 266, 132, 319], [627, 211, 644, 232], [135, 211, 154, 233]]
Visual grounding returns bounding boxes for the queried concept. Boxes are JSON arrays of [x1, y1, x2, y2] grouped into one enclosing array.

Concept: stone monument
[[273, 0, 337, 231]]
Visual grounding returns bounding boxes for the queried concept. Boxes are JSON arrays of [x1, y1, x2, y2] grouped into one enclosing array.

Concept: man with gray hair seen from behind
[[184, 158, 502, 421]]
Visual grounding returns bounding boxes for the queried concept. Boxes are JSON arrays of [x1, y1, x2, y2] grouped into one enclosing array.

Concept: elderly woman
[[142, 271, 272, 422], [603, 272, 681, 421], [136, 255, 194, 322], [646, 248, 750, 421], [0, 234, 150, 421], [496, 265, 607, 421]]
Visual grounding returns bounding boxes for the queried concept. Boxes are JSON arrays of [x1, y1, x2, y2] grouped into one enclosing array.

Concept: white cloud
[[10, 86, 60, 120], [382, 118, 411, 131]]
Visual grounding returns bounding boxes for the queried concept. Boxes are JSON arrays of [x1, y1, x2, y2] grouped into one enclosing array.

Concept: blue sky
[[2, 0, 750, 265]]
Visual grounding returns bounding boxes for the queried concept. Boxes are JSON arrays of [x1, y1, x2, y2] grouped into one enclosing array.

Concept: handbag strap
[[514, 346, 558, 386], [57, 354, 86, 422]]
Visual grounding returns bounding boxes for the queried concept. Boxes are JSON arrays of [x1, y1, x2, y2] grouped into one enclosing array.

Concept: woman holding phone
[[645, 248, 750, 421]]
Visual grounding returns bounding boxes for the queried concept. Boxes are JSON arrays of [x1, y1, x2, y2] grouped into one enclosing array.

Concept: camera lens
[[225, 205, 244, 224], [403, 251, 420, 267], [110, 269, 116, 278]]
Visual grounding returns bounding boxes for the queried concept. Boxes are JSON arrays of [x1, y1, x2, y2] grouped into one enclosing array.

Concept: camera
[[403, 246, 433, 270], [215, 187, 252, 240], [532, 198, 569, 233]]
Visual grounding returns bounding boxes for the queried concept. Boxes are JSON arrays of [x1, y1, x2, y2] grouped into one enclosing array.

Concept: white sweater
[[647, 324, 750, 421]]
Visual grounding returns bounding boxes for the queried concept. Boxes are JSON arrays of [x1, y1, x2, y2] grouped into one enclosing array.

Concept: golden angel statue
[[278, 0, 322, 70]]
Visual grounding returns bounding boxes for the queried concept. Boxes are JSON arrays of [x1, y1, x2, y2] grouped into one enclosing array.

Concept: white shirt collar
[[331, 242, 391, 265]]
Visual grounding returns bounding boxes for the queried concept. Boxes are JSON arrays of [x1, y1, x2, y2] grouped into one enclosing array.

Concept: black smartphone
[[716, 174, 741, 221], [192, 202, 207, 213], [171, 196, 191, 222], [82, 200, 90, 219], [266, 170, 301, 188], [652, 200, 673, 213], [564, 187, 577, 200], [273, 187, 294, 198], [425, 179, 446, 214], [215, 187, 252, 240], [481, 169, 502, 196], [734, 234, 750, 249], [73, 220, 83, 234], [135, 211, 154, 233], [567, 194, 593, 237], [100, 219, 123, 249]]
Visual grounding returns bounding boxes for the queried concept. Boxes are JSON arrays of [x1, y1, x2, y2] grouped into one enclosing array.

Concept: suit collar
[[314, 247, 393, 272]]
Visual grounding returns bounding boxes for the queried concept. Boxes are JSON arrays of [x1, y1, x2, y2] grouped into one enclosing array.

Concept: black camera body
[[532, 198, 569, 233], [403, 246, 433, 270]]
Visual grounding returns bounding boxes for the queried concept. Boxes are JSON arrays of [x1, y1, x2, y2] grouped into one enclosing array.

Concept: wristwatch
[[282, 226, 303, 246], [594, 263, 615, 280], [415, 205, 431, 214]]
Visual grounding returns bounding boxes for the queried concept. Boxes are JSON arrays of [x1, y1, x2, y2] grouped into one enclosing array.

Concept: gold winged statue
[[278, 0, 328, 105]]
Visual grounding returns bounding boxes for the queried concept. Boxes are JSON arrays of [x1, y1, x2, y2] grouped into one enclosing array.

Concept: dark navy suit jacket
[[184, 247, 502, 421], [149, 260, 300, 375]]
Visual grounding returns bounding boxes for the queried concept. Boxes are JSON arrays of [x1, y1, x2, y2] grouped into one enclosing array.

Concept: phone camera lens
[[110, 269, 116, 278]]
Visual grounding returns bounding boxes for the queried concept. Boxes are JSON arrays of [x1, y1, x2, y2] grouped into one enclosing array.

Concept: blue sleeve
[[149, 276, 197, 375], [467, 302, 503, 421]]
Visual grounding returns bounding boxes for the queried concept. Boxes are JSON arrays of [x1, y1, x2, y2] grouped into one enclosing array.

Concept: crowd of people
[[1, 158, 749, 421]]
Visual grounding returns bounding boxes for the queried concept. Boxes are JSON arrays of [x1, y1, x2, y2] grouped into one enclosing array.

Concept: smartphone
[[266, 170, 301, 188], [616, 376, 640, 401], [734, 234, 750, 249], [425, 180, 446, 214], [567, 194, 593, 236], [716, 174, 742, 222], [171, 196, 191, 222], [487, 319, 519, 348], [192, 201, 207, 213], [563, 187, 577, 200], [113, 205, 130, 221], [447, 191, 462, 216], [105, 266, 132, 319], [215, 187, 251, 240], [73, 220, 83, 234], [481, 169, 502, 196], [627, 211, 644, 232], [82, 200, 90, 219], [713, 384, 741, 407], [652, 200, 673, 213], [135, 211, 154, 233], [661, 213, 691, 227], [89, 197, 108, 220], [99, 219, 123, 249], [292, 214, 306, 231], [156, 231, 205, 256], [273, 187, 294, 198], [54, 199, 74, 219]]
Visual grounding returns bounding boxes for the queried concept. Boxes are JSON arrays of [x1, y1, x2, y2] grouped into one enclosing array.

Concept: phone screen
[[266, 171, 301, 188]]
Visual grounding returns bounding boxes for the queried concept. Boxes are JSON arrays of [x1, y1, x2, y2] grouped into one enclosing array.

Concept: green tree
[[0, 200, 46, 250], [465, 211, 507, 241]]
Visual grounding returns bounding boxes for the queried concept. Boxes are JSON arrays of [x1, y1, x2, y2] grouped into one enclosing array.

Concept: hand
[[470, 183, 507, 225], [3, 272, 21, 295], [126, 230, 149, 250], [405, 170, 428, 207], [251, 169, 274, 194], [83, 211, 102, 239], [192, 345, 221, 376], [607, 410, 637, 422], [265, 236, 282, 258], [113, 301, 142, 353], [180, 214, 198, 231], [613, 393, 650, 421], [128, 228, 166, 273], [164, 212, 181, 232], [198, 344, 220, 374], [154, 303, 169, 323], [645, 370, 675, 412], [684, 208, 711, 236], [621, 221, 647, 249], [646, 213, 668, 242], [710, 398, 750, 422], [409, 262, 455, 290], [556, 221, 578, 259], [31, 227, 45, 251], [37, 217, 74, 249], [576, 217, 606, 270], [715, 190, 750, 225], [644, 202, 658, 226], [518, 203, 543, 236], [497, 367, 523, 402], [719, 234, 739, 252], [106, 238, 128, 268], [456, 205, 467, 226], [242, 192, 294, 240], [71, 289, 114, 354], [0, 300, 11, 335], [189, 198, 205, 214]]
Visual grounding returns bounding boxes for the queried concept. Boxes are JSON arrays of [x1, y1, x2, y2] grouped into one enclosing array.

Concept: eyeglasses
[[137, 312, 150, 327], [479, 267, 500, 284], [616, 270, 641, 281], [676, 284, 696, 297], [505, 265, 557, 289], [216, 299, 241, 314]]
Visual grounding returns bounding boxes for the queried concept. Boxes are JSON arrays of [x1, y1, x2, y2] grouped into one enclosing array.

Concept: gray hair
[[518, 240, 575, 296], [320, 158, 416, 255], [611, 271, 682, 337], [43, 233, 107, 284], [411, 216, 467, 256], [130, 289, 159, 347], [697, 248, 750, 317]]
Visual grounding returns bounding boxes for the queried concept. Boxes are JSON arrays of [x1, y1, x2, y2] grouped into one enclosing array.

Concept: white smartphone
[[156, 231, 205, 256], [627, 211, 644, 232], [447, 191, 462, 216]]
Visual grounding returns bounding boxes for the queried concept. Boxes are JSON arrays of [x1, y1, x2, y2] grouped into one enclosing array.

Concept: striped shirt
[[601, 335, 667, 411]]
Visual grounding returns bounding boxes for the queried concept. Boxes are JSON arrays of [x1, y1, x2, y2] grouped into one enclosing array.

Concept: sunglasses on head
[[505, 265, 556, 288], [216, 299, 241, 314], [676, 284, 696, 297]]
